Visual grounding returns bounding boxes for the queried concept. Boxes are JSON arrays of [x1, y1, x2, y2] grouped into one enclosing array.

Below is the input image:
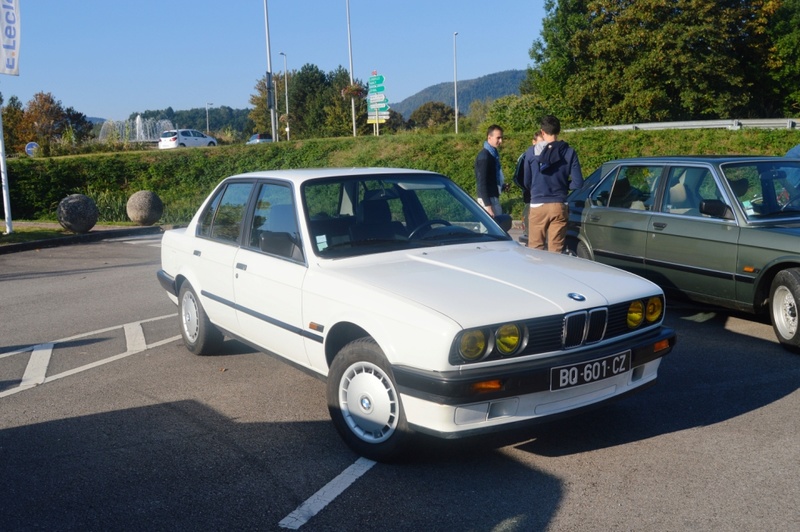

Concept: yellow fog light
[[627, 300, 644, 329], [646, 296, 663, 322], [459, 330, 487, 361], [495, 323, 521, 356]]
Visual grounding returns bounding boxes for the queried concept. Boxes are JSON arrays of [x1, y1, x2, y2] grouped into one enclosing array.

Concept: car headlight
[[646, 296, 663, 323], [459, 330, 488, 361], [627, 300, 645, 329], [495, 323, 522, 356]]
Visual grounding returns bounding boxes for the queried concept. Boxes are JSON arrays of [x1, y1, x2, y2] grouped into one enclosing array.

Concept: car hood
[[322, 243, 657, 327]]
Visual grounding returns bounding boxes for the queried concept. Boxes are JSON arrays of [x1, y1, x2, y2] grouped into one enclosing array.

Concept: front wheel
[[178, 282, 224, 355], [327, 338, 409, 462], [576, 241, 592, 260], [770, 269, 800, 352]]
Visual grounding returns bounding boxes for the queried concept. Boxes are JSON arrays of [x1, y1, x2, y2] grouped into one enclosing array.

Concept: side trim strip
[[201, 290, 324, 343], [594, 250, 756, 284]]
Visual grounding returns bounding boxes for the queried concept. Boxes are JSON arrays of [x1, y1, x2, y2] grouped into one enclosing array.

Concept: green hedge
[[4, 128, 799, 223]]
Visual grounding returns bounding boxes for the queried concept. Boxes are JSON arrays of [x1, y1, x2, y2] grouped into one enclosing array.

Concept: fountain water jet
[[98, 115, 174, 143]]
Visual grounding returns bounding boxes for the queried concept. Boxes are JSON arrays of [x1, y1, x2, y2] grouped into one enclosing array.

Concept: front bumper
[[392, 326, 675, 438]]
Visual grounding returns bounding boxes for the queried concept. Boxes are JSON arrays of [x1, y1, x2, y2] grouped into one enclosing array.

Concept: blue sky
[[0, 1, 545, 120]]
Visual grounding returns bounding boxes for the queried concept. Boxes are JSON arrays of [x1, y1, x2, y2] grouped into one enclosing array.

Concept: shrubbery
[[3, 128, 799, 223]]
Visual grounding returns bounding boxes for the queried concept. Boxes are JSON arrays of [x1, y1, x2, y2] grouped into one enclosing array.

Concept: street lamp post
[[205, 102, 213, 133], [453, 31, 459, 134], [263, 0, 278, 142], [346, 0, 357, 137], [279, 52, 290, 141]]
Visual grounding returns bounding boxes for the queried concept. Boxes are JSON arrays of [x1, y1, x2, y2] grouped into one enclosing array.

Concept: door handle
[[652, 222, 667, 229], [588, 215, 601, 222], [236, 263, 247, 271], [193, 250, 201, 257]]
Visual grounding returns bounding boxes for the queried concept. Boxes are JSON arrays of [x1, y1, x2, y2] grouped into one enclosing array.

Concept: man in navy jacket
[[523, 115, 583, 253]]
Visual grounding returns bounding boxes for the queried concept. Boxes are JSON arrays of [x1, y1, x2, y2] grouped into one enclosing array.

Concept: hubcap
[[339, 361, 398, 443], [181, 291, 200, 342], [773, 285, 798, 339]]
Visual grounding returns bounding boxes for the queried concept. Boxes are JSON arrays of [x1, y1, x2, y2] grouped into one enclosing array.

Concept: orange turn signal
[[653, 338, 671, 353], [471, 380, 504, 393]]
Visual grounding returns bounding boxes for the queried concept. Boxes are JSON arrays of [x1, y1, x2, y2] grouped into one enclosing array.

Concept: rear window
[[160, 131, 176, 138]]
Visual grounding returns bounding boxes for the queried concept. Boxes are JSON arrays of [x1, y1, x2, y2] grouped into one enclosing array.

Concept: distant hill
[[391, 69, 526, 119]]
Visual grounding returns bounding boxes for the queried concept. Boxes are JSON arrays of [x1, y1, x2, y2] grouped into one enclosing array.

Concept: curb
[[0, 225, 165, 255]]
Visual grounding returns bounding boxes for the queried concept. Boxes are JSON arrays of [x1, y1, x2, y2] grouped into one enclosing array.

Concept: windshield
[[721, 161, 800, 221], [301, 173, 510, 257]]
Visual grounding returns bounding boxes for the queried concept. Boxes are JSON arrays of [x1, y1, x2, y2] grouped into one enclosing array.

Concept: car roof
[[224, 167, 442, 184], [600, 155, 795, 165]]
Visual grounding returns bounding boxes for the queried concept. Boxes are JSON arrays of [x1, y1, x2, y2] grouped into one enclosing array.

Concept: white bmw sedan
[[157, 168, 675, 461]]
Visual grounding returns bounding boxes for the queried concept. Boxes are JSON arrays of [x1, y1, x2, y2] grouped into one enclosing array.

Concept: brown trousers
[[527, 203, 568, 253]]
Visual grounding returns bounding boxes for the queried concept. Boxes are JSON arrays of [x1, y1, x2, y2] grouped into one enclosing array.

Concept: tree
[[1, 95, 25, 153], [525, 0, 784, 124], [248, 76, 273, 135], [409, 101, 456, 132], [15, 92, 74, 155], [250, 63, 371, 139], [767, 0, 800, 115], [63, 107, 93, 143]]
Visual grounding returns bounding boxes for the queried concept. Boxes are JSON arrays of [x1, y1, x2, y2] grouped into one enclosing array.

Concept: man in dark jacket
[[523, 115, 583, 252], [474, 124, 505, 217]]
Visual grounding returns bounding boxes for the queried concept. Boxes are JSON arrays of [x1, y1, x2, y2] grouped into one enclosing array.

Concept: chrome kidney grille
[[563, 308, 608, 349]]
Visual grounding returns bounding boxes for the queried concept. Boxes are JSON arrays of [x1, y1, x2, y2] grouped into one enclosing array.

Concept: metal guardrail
[[570, 118, 799, 132]]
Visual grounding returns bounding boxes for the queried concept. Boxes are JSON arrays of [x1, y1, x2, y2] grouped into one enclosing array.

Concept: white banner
[[0, 0, 20, 76]]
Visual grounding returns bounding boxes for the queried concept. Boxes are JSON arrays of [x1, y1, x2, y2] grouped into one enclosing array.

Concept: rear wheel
[[178, 282, 223, 355], [327, 338, 409, 462], [770, 269, 800, 352]]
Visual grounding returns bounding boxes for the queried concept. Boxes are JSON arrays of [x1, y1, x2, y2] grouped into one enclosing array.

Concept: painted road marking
[[18, 343, 53, 389], [0, 314, 179, 398], [279, 457, 376, 529]]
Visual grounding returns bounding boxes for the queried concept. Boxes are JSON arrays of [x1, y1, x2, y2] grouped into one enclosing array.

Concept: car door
[[192, 180, 255, 332], [232, 181, 310, 366], [644, 166, 740, 303], [581, 164, 661, 277]]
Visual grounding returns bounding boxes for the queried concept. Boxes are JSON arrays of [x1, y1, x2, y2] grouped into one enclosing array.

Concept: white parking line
[[0, 314, 179, 398], [278, 457, 376, 529], [18, 343, 53, 389]]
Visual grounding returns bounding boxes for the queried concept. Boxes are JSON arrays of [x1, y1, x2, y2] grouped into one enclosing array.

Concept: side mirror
[[700, 199, 734, 220], [494, 213, 513, 232]]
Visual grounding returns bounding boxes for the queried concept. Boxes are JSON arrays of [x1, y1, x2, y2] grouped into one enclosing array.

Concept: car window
[[303, 174, 507, 256], [590, 165, 661, 210], [247, 183, 302, 260], [722, 161, 800, 218], [193, 130, 205, 138], [200, 182, 254, 244], [662, 167, 721, 217]]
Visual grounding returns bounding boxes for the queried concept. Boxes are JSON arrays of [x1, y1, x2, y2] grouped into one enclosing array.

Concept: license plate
[[550, 351, 631, 391]]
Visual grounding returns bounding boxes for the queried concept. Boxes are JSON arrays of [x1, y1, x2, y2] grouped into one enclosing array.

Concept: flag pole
[[0, 106, 12, 234]]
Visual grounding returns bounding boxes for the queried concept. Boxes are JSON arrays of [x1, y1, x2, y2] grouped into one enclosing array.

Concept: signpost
[[367, 72, 389, 135]]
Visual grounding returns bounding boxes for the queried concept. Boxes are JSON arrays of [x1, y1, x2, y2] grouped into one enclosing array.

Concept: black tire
[[208, 142, 216, 146], [327, 338, 410, 462], [178, 143, 186, 147], [178, 282, 224, 355], [769, 269, 800, 352], [576, 241, 592, 260]]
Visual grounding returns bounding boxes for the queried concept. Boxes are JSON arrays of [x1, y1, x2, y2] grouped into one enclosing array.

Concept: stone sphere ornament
[[57, 194, 99, 234], [126, 190, 164, 226]]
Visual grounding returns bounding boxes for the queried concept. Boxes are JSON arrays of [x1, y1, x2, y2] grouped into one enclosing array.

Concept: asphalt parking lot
[[0, 228, 798, 530]]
